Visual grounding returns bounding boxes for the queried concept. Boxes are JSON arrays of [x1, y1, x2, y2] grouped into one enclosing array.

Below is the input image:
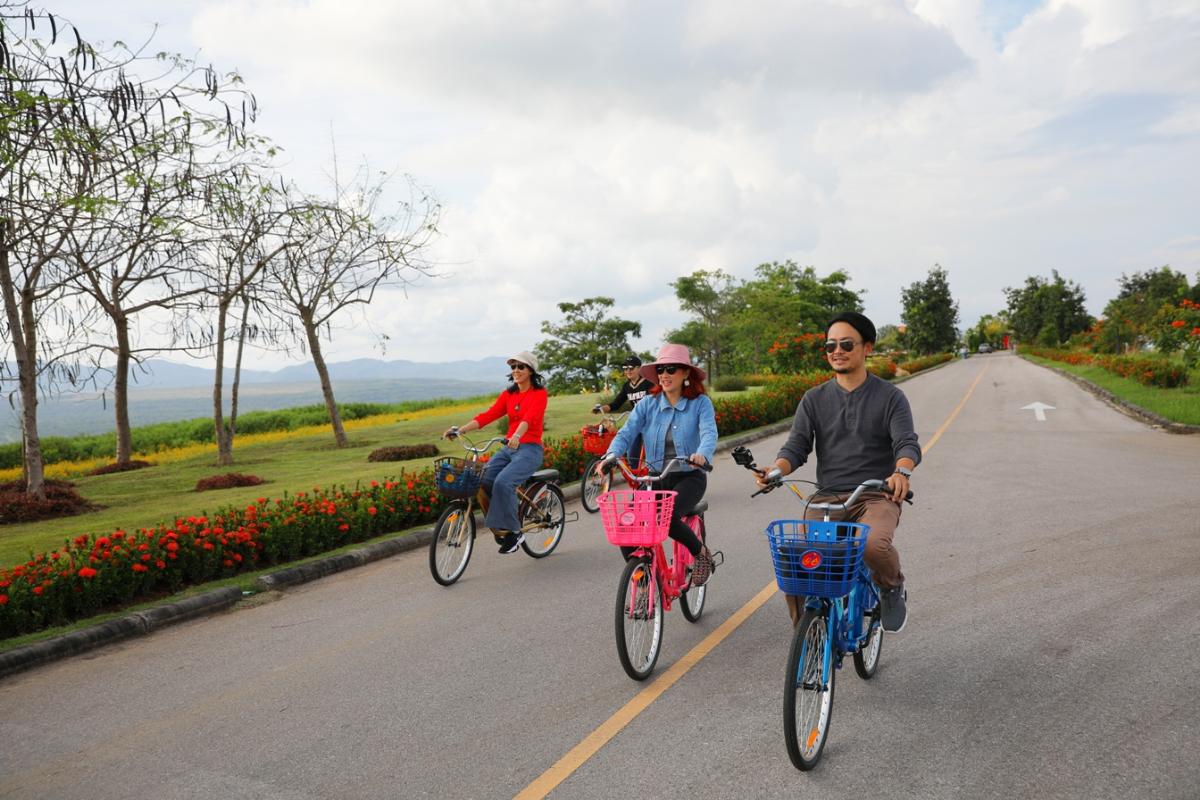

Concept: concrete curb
[[1022, 356, 1200, 435], [0, 417, 796, 681], [0, 587, 242, 680]]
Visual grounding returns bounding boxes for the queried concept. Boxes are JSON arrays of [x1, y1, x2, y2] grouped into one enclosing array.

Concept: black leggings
[[621, 470, 706, 560]]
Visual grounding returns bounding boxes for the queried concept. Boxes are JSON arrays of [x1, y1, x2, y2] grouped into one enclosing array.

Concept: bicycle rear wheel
[[580, 458, 609, 514], [521, 482, 566, 558], [784, 608, 835, 770], [680, 516, 706, 623], [429, 502, 475, 586], [853, 601, 883, 680], [615, 556, 663, 681]]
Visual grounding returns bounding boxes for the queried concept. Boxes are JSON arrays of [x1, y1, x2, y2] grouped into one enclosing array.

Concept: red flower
[[165, 542, 179, 552], [77, 567, 98, 579], [338, 524, 350, 532], [368, 507, 378, 516], [1172, 319, 1186, 328], [32, 586, 44, 596], [132, 563, 149, 573]]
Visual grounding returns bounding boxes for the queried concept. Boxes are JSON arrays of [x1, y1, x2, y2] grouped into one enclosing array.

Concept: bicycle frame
[[608, 457, 702, 612], [442, 433, 556, 532]]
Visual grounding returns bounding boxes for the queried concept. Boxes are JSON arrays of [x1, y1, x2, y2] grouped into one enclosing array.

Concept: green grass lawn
[[1, 389, 756, 566], [1023, 355, 1200, 425]]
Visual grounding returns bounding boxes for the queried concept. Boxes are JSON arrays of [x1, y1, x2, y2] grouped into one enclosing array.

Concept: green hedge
[[1025, 348, 1189, 388]]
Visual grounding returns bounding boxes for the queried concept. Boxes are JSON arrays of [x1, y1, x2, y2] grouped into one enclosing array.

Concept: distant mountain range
[[3, 356, 514, 391]]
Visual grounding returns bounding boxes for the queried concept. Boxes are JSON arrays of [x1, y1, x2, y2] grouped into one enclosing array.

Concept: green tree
[[534, 297, 641, 392], [727, 261, 863, 372], [665, 270, 739, 379], [901, 265, 960, 355], [1003, 270, 1092, 346], [1097, 266, 1189, 353]]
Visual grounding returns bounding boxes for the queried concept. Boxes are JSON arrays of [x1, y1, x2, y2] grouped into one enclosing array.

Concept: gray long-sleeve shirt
[[776, 374, 922, 492]]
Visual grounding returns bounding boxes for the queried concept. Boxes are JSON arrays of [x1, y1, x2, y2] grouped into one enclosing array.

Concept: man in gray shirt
[[758, 311, 920, 632]]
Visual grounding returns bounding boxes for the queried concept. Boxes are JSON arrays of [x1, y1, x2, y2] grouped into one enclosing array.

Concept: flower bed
[[1026, 347, 1189, 388]]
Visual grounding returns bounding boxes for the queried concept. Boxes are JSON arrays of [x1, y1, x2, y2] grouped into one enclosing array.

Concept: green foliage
[[533, 297, 641, 392], [965, 314, 1009, 351], [1148, 299, 1200, 367], [1004, 270, 1092, 346], [901, 265, 960, 355], [668, 262, 864, 377], [712, 375, 749, 392], [1026, 348, 1189, 389]]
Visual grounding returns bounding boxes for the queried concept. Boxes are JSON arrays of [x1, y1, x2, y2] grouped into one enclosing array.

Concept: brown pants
[[784, 492, 904, 626]]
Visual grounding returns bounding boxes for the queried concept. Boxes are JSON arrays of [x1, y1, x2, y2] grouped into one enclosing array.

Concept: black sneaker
[[878, 584, 907, 633], [497, 532, 525, 554]]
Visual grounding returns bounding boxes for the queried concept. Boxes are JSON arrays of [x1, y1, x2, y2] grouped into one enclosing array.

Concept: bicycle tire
[[429, 501, 475, 586], [521, 482, 566, 558], [784, 608, 836, 770], [853, 602, 883, 680], [615, 556, 663, 681], [580, 458, 609, 514], [680, 516, 707, 623]]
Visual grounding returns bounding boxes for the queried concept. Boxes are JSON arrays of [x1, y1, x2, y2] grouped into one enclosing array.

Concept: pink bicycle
[[597, 457, 720, 681]]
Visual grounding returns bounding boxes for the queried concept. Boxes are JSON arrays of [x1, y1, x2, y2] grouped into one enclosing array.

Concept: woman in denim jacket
[[604, 344, 719, 586]]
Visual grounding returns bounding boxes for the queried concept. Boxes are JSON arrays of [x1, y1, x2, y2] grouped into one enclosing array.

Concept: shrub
[[741, 374, 772, 386], [0, 480, 99, 525], [89, 460, 154, 476], [712, 375, 749, 392], [897, 353, 954, 374], [367, 444, 440, 462], [195, 473, 266, 492], [1025, 347, 1189, 388], [866, 358, 898, 379]]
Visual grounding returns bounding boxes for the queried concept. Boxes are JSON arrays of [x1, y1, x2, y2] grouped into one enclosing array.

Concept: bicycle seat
[[526, 469, 559, 484], [678, 499, 708, 517]]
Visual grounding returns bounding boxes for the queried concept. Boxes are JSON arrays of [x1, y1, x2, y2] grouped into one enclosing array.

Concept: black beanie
[[825, 311, 877, 344]]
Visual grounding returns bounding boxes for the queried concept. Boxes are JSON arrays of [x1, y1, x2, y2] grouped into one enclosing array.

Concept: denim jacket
[[607, 392, 718, 471]]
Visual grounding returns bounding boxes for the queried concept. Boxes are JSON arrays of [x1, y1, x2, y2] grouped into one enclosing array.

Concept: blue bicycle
[[733, 446, 911, 770]]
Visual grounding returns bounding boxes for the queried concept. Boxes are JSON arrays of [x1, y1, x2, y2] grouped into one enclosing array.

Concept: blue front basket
[[765, 519, 869, 598]]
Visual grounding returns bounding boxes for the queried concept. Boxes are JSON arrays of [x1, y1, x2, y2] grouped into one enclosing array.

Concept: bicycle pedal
[[710, 550, 725, 568]]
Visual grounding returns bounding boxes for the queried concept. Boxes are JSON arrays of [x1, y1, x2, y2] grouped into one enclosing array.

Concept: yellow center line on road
[[514, 364, 987, 800]]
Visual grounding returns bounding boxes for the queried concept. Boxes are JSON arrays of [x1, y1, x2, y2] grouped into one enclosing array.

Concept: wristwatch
[[893, 466, 913, 479]]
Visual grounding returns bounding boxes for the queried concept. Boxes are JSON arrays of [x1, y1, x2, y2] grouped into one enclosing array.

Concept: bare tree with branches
[[266, 169, 439, 447]]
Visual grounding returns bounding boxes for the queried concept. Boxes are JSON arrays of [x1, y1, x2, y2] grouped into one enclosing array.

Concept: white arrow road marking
[[1022, 401, 1056, 422]]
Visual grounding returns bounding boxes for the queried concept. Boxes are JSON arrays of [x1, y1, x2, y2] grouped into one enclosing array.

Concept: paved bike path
[[2, 352, 1197, 799]]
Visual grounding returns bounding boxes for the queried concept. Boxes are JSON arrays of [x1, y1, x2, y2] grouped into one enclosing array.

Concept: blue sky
[[40, 0, 1200, 365]]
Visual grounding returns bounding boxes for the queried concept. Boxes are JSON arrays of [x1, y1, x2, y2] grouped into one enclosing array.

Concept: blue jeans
[[481, 443, 544, 531]]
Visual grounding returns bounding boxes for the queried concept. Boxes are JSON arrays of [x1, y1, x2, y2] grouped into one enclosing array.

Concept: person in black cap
[[596, 355, 653, 415], [594, 354, 653, 465], [752, 311, 920, 633]]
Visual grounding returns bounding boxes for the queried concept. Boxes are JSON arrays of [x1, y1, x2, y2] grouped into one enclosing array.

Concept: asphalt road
[[2, 351, 1198, 800]]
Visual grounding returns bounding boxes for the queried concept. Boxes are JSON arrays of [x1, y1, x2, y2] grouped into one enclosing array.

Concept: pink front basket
[[598, 490, 677, 547]]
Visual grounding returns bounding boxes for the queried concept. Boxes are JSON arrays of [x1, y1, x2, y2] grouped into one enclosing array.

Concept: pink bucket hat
[[639, 343, 708, 385]]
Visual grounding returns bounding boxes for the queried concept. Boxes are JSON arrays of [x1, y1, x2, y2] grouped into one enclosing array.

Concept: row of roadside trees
[[0, 3, 439, 499], [533, 262, 963, 392]]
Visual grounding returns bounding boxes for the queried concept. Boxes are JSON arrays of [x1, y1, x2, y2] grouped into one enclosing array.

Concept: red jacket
[[473, 387, 548, 445]]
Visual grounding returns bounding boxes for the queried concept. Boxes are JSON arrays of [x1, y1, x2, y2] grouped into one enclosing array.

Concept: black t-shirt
[[607, 378, 653, 411]]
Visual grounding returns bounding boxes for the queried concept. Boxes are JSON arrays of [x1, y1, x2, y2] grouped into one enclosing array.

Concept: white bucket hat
[[507, 350, 539, 373]]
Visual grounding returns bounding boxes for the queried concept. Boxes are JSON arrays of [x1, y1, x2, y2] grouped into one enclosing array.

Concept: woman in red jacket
[[443, 350, 548, 553]]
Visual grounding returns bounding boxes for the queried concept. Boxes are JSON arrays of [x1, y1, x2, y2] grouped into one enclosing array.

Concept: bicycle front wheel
[[580, 458, 609, 514], [784, 608, 836, 770], [429, 502, 475, 586], [521, 482, 566, 558], [854, 602, 883, 680], [615, 556, 663, 681]]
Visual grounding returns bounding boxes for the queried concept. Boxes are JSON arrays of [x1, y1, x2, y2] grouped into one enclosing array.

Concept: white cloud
[[39, 0, 1200, 365]]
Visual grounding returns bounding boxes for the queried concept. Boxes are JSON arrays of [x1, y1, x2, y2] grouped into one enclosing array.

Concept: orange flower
[[1172, 319, 1186, 328]]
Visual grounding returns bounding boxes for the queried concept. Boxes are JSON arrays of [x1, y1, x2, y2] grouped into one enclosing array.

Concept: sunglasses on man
[[824, 339, 860, 354], [655, 364, 686, 375]]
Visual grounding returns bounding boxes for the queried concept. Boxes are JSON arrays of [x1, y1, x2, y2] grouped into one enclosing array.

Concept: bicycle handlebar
[[443, 428, 508, 455], [601, 453, 712, 482], [733, 445, 914, 506]]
